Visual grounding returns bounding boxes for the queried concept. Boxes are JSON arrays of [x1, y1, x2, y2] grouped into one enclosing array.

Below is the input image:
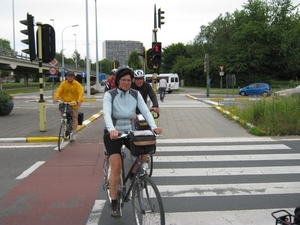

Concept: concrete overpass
[[0, 50, 95, 77]]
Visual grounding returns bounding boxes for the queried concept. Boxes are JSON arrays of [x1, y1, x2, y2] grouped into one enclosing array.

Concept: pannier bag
[[78, 112, 84, 125], [59, 103, 73, 114], [130, 130, 156, 156], [135, 114, 151, 130]]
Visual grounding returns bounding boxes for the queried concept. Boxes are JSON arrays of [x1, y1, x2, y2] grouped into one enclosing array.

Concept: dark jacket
[[131, 81, 159, 113]]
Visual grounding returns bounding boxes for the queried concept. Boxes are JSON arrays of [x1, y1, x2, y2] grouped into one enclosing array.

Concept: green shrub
[[0, 90, 13, 110]]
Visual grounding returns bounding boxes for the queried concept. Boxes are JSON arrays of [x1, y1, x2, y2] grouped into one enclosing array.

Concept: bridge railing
[[0, 47, 85, 71]]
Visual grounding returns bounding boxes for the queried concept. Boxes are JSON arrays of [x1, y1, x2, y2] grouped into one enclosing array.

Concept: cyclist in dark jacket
[[131, 69, 159, 114]]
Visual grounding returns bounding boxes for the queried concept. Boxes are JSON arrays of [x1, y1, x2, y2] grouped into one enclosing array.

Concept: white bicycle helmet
[[134, 69, 144, 78], [111, 69, 117, 75]]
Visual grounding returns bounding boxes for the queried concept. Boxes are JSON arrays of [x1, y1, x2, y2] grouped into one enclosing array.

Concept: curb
[[0, 111, 103, 143]]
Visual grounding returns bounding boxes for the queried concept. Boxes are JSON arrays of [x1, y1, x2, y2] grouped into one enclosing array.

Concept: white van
[[144, 73, 179, 93]]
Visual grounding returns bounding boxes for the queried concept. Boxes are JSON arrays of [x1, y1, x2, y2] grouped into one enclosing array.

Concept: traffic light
[[152, 42, 162, 66], [158, 8, 165, 29], [40, 24, 56, 63], [20, 13, 36, 62], [146, 49, 154, 71]]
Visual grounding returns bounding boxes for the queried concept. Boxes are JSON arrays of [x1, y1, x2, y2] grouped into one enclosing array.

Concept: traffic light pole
[[37, 22, 46, 131], [205, 53, 210, 97]]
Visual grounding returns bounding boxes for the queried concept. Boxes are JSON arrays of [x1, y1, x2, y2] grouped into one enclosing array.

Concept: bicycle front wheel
[[132, 176, 165, 225], [58, 121, 67, 151]]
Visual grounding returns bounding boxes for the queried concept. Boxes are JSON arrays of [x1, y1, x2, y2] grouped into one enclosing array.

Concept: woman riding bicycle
[[102, 66, 162, 218]]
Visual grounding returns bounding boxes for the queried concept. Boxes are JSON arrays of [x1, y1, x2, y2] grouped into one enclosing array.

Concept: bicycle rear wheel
[[132, 176, 165, 225], [146, 154, 153, 177], [58, 121, 67, 151]]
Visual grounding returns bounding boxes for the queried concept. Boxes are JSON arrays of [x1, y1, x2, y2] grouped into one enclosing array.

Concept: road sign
[[49, 66, 57, 75], [220, 72, 224, 76], [100, 73, 106, 79], [50, 59, 58, 66], [81, 72, 86, 77]]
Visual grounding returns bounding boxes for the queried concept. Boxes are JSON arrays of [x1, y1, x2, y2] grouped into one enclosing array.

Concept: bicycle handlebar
[[61, 101, 78, 106]]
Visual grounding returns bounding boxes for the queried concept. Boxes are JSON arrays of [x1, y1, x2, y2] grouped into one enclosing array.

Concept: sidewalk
[[0, 88, 254, 142]]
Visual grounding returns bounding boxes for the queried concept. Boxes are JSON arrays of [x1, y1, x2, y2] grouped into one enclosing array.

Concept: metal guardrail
[[0, 47, 83, 70]]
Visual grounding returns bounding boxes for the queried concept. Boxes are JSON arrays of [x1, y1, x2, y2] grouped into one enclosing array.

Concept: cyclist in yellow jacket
[[53, 71, 84, 141]]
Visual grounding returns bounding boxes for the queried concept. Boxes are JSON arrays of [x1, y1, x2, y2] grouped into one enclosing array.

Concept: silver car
[[274, 85, 300, 97]]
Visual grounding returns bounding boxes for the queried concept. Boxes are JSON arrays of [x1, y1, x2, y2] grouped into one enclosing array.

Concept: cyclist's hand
[[153, 127, 162, 135], [152, 107, 159, 113], [109, 130, 119, 140], [53, 99, 57, 104], [77, 101, 82, 106], [133, 114, 137, 122]]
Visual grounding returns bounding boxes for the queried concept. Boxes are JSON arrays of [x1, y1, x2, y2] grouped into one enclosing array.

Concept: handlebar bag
[[59, 103, 73, 114], [136, 114, 151, 130], [130, 130, 156, 156]]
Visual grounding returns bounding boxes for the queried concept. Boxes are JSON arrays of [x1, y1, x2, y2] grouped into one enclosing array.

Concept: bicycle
[[134, 110, 159, 177], [102, 132, 165, 224], [57, 101, 77, 151], [159, 87, 166, 102], [272, 207, 300, 225]]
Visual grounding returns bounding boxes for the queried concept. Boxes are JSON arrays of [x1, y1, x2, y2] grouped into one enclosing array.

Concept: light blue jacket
[[103, 88, 157, 133]]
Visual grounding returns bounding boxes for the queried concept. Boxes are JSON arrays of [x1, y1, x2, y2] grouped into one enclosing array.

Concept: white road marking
[[157, 182, 300, 197], [154, 153, 299, 162], [156, 144, 290, 152], [85, 200, 106, 225], [15, 161, 45, 179], [152, 166, 300, 177]]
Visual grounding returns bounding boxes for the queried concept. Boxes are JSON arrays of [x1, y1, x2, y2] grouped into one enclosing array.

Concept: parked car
[[101, 79, 107, 86], [274, 85, 300, 97], [238, 83, 271, 96]]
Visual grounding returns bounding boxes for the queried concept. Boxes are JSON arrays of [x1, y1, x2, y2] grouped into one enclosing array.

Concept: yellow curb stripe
[[27, 136, 58, 142], [185, 94, 197, 100], [210, 98, 224, 101], [26, 111, 103, 142]]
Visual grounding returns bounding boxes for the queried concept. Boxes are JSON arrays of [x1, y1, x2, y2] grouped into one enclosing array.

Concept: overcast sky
[[1, 0, 300, 63]]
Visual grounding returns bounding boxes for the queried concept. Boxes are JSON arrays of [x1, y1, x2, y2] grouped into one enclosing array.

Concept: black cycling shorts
[[103, 130, 131, 157]]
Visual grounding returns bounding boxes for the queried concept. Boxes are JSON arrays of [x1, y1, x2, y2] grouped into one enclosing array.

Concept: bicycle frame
[[121, 154, 145, 203]]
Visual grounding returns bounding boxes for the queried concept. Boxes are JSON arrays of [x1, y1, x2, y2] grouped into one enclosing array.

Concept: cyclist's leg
[[103, 131, 123, 217], [159, 87, 162, 101], [71, 108, 79, 131]]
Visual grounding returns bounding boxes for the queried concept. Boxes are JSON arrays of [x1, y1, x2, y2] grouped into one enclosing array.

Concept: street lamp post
[[73, 34, 77, 69], [50, 19, 54, 27], [61, 24, 78, 80], [95, 0, 100, 90]]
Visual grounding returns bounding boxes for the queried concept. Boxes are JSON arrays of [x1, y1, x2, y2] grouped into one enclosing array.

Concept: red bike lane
[[0, 142, 105, 225]]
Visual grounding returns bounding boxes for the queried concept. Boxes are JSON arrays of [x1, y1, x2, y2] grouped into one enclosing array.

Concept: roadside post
[[220, 65, 224, 91], [204, 54, 210, 97]]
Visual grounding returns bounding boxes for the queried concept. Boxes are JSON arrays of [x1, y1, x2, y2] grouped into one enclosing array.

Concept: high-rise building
[[103, 40, 143, 67]]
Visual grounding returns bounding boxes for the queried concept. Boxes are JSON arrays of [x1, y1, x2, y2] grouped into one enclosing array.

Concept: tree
[[128, 50, 143, 70], [0, 38, 12, 53]]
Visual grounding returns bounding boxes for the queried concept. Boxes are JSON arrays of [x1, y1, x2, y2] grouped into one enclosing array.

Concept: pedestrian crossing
[[90, 138, 300, 225]]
